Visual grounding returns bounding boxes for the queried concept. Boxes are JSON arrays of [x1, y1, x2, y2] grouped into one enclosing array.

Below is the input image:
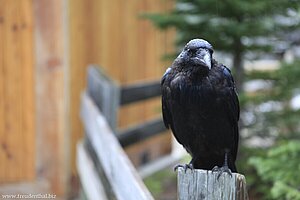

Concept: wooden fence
[[86, 66, 166, 146], [0, 0, 35, 182], [77, 66, 248, 200], [69, 0, 175, 177], [0, 0, 174, 196], [78, 92, 153, 200], [78, 65, 162, 199]]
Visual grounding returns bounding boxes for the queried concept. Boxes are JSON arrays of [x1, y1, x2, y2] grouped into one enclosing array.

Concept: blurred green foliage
[[244, 60, 300, 138], [144, 165, 177, 199], [144, 0, 300, 90], [249, 141, 300, 200], [243, 60, 300, 199], [145, 0, 300, 199], [144, 156, 190, 199], [146, 0, 299, 53]]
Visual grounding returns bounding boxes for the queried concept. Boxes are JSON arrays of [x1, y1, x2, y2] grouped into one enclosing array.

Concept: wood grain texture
[[69, 0, 96, 175], [33, 0, 68, 195], [69, 0, 174, 173], [80, 92, 154, 200], [0, 0, 35, 182], [0, 0, 4, 181], [19, 0, 35, 182], [178, 168, 248, 200]]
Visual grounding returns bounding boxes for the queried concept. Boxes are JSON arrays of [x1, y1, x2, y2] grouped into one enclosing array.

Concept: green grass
[[144, 168, 176, 198]]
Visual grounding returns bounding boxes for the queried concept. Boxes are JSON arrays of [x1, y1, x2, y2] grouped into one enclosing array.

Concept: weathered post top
[[177, 168, 248, 200]]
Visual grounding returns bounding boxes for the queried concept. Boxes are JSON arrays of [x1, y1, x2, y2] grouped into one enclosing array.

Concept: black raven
[[161, 39, 239, 175]]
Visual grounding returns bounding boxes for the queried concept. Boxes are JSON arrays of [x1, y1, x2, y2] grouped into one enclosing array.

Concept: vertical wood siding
[[0, 0, 35, 182], [69, 0, 174, 173]]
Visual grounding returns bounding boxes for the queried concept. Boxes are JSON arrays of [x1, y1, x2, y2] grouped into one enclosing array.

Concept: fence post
[[177, 168, 248, 200], [87, 65, 120, 131]]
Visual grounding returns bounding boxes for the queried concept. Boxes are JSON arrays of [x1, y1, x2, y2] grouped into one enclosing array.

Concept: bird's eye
[[187, 48, 198, 54]]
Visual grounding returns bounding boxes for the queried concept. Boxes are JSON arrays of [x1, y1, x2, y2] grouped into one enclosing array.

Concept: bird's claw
[[212, 166, 232, 179], [174, 163, 194, 172]]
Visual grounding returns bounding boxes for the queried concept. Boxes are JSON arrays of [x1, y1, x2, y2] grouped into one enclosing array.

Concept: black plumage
[[161, 39, 239, 174]]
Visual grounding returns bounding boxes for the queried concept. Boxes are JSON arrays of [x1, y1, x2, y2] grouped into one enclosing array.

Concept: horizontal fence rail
[[120, 81, 161, 105], [77, 141, 110, 200], [87, 65, 167, 146], [79, 92, 154, 200], [117, 118, 166, 147]]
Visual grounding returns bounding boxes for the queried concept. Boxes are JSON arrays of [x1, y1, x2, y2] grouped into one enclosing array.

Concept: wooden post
[[33, 0, 69, 195], [87, 66, 120, 131], [177, 168, 248, 200]]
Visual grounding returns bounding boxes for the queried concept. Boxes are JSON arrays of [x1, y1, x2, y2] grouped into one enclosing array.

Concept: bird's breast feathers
[[163, 65, 235, 107]]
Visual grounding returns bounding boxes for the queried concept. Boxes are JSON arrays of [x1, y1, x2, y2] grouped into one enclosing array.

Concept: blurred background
[[1, 0, 300, 200], [0, 0, 174, 199]]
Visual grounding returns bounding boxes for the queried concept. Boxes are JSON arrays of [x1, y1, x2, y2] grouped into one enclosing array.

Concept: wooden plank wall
[[0, 0, 35, 182], [33, 0, 69, 195], [69, 0, 174, 173], [0, 0, 174, 196]]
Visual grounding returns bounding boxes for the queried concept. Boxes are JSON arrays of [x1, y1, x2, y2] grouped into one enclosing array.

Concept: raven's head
[[174, 39, 214, 72]]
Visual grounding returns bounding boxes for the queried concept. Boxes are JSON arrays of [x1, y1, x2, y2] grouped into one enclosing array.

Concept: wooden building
[[0, 0, 174, 198]]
